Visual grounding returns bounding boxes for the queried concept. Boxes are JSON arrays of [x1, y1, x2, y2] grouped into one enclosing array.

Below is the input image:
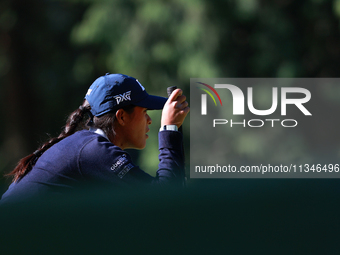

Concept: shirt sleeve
[[78, 131, 185, 188]]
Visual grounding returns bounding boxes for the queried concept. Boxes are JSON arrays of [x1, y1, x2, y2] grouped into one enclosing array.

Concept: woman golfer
[[1, 73, 189, 203]]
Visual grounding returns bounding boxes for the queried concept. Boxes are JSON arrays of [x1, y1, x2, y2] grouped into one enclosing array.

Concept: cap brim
[[133, 95, 167, 110]]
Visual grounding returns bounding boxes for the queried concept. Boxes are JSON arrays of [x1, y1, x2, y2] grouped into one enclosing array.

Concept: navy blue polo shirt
[[0, 129, 184, 203]]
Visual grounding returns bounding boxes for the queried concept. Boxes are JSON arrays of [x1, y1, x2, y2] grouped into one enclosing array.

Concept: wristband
[[159, 125, 178, 132]]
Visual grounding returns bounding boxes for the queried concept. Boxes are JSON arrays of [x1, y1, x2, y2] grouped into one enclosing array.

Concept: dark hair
[[90, 104, 135, 142], [6, 100, 135, 183]]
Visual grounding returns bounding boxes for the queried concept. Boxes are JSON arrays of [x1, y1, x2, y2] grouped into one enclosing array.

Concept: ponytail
[[6, 101, 92, 183]]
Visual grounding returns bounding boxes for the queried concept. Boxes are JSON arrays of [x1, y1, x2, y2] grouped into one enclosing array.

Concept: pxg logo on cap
[[113, 91, 131, 105]]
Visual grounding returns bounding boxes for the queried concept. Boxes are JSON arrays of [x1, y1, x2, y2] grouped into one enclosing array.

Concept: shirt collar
[[89, 127, 109, 141]]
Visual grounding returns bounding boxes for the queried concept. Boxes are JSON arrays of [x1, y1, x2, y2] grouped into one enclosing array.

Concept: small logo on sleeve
[[117, 163, 134, 179], [111, 154, 128, 171], [111, 154, 134, 178]]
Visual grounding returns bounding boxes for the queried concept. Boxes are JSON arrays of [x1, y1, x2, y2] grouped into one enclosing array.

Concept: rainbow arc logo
[[196, 82, 222, 115]]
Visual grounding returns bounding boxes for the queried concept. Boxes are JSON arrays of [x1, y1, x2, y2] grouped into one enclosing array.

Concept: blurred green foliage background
[[1, 0, 340, 194]]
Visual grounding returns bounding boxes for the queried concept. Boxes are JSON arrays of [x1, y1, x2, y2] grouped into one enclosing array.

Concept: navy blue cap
[[85, 73, 167, 117]]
